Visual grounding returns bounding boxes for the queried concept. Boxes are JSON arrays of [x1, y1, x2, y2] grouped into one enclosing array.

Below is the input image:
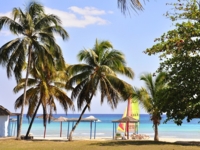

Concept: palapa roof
[[0, 105, 20, 116], [67, 116, 98, 122], [112, 116, 139, 123], [0, 105, 11, 115], [37, 115, 99, 122], [37, 114, 55, 120], [53, 116, 67, 122]]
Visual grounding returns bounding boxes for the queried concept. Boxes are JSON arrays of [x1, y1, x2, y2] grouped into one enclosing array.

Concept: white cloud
[[0, 12, 12, 18], [0, 6, 112, 30], [69, 6, 106, 16], [45, 6, 111, 28]]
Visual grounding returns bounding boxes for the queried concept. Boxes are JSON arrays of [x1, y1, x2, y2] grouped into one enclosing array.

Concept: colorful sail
[[117, 99, 139, 133]]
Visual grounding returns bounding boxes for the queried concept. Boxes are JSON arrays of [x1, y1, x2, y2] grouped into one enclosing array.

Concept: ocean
[[9, 114, 200, 139]]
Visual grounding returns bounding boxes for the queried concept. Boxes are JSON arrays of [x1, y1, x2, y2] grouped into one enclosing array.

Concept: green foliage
[[0, 1, 68, 82], [144, 0, 200, 124], [0, 1, 69, 138], [116, 132, 122, 136], [14, 64, 74, 125], [133, 72, 168, 141], [67, 39, 135, 110]]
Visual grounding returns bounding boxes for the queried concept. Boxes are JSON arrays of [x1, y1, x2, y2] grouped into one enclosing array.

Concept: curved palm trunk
[[68, 90, 96, 141], [17, 47, 32, 139], [154, 123, 159, 141], [25, 101, 41, 139], [68, 103, 89, 141], [44, 126, 46, 138]]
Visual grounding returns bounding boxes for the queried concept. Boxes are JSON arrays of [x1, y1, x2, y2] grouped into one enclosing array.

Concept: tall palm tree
[[118, 0, 144, 14], [134, 72, 168, 141], [14, 63, 74, 139], [67, 39, 134, 141], [0, 1, 68, 139]]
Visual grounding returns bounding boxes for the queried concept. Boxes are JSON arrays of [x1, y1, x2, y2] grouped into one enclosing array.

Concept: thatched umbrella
[[37, 114, 55, 138], [53, 117, 67, 137], [116, 116, 139, 139]]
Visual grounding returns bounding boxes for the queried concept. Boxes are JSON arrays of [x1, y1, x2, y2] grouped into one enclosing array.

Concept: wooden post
[[126, 98, 131, 139], [67, 121, 70, 138], [113, 123, 114, 139], [94, 121, 96, 139], [60, 122, 62, 137], [90, 121, 92, 139]]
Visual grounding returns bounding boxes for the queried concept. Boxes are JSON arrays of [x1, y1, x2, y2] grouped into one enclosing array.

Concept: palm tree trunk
[[68, 81, 98, 141], [154, 123, 159, 141], [68, 103, 89, 141], [25, 101, 41, 139], [17, 46, 32, 139], [44, 126, 46, 138]]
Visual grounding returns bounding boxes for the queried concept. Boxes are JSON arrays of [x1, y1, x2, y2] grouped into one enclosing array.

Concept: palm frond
[[27, 1, 44, 20], [44, 25, 69, 40], [0, 38, 22, 65], [50, 86, 74, 113], [140, 73, 155, 97], [67, 64, 93, 77], [0, 17, 23, 34], [118, 0, 144, 15]]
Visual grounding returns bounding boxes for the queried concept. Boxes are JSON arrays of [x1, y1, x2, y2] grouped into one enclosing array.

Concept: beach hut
[[0, 105, 20, 137], [52, 116, 67, 137]]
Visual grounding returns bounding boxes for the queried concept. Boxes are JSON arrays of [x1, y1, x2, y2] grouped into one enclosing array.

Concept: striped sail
[[117, 99, 139, 133]]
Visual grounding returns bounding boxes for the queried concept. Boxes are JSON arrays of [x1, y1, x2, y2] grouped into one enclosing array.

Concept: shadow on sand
[[89, 140, 200, 147]]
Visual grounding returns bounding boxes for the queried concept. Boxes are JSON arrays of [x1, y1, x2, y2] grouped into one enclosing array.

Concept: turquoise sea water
[[10, 114, 200, 139]]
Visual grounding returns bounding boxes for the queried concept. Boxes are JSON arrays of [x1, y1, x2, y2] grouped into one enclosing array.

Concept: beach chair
[[131, 133, 149, 140], [115, 133, 122, 140]]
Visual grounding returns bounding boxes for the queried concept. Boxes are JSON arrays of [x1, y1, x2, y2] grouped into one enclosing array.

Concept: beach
[[32, 136, 200, 143]]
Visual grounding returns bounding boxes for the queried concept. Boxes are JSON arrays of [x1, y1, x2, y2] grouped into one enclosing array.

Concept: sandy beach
[[32, 136, 200, 143]]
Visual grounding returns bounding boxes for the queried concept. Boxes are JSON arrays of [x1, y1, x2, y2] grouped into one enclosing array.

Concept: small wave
[[81, 132, 105, 135], [161, 136, 177, 138], [95, 133, 105, 135]]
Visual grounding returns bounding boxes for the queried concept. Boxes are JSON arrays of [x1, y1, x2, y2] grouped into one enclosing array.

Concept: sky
[[0, 0, 175, 115]]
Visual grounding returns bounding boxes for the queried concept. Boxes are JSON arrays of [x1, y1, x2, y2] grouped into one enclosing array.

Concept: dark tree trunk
[[17, 47, 32, 140], [44, 126, 46, 138], [25, 101, 41, 139], [154, 123, 159, 141]]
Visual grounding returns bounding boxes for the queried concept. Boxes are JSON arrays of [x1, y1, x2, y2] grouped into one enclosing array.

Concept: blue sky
[[0, 0, 174, 114]]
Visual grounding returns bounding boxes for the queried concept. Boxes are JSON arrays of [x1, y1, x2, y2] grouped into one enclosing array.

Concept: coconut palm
[[118, 0, 144, 14], [14, 63, 74, 139], [67, 39, 134, 141], [134, 72, 168, 141], [0, 1, 68, 138]]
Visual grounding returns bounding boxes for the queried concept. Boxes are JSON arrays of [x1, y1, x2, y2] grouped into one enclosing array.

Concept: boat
[[117, 98, 139, 134]]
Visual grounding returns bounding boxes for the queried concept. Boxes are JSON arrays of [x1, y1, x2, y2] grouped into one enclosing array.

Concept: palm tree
[[0, 1, 68, 139], [67, 39, 134, 141], [134, 72, 168, 141], [14, 63, 74, 139], [117, 0, 144, 14]]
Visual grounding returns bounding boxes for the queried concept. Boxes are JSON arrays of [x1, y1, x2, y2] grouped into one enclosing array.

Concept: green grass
[[0, 139, 200, 150]]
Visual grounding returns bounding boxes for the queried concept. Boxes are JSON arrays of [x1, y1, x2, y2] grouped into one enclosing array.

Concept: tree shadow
[[89, 140, 200, 147]]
